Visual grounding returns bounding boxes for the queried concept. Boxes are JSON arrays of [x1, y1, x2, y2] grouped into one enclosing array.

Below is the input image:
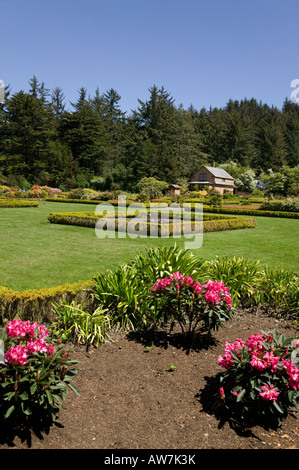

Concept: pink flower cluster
[[5, 345, 28, 366], [282, 359, 299, 390], [6, 318, 48, 339], [218, 331, 299, 401], [152, 272, 202, 294], [4, 319, 56, 366], [204, 280, 232, 308], [152, 272, 232, 307], [259, 384, 280, 401]]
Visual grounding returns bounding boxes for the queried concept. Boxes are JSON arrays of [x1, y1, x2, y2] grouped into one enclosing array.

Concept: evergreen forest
[[0, 76, 299, 194]]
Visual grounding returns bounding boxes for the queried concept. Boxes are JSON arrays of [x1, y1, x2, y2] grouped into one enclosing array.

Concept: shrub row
[[47, 209, 240, 221], [0, 280, 96, 324], [0, 199, 39, 208], [45, 197, 136, 205], [260, 200, 299, 212], [47, 211, 256, 234], [45, 197, 299, 218], [186, 204, 299, 219]]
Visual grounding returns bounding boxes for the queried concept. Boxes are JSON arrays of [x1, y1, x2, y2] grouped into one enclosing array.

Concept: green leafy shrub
[[260, 199, 299, 213], [93, 264, 149, 330], [205, 256, 264, 305], [257, 268, 299, 319], [51, 298, 111, 348], [204, 257, 299, 317], [67, 188, 101, 200], [126, 245, 207, 286], [211, 328, 299, 428], [0, 318, 79, 423]]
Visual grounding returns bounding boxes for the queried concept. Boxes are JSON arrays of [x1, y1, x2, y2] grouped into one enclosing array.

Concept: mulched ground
[[0, 309, 298, 451]]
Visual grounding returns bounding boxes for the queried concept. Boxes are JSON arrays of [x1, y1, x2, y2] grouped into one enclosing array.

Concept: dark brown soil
[[0, 310, 298, 451]]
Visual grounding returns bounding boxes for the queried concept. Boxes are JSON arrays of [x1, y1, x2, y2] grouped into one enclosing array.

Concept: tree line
[[0, 76, 298, 193]]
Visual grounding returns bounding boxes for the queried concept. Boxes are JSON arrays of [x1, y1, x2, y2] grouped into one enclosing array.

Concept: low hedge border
[[45, 197, 136, 205], [186, 205, 299, 219], [0, 280, 96, 324], [47, 210, 241, 221], [48, 212, 256, 234], [0, 199, 39, 208], [45, 198, 299, 218]]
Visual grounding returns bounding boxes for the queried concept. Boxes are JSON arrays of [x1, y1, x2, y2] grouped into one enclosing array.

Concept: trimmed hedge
[[185, 204, 299, 219], [260, 200, 299, 213], [0, 199, 39, 208], [45, 197, 136, 205], [48, 211, 256, 234], [0, 280, 96, 324]]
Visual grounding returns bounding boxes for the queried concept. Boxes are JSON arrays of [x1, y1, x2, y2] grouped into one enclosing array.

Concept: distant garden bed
[[47, 210, 257, 235]]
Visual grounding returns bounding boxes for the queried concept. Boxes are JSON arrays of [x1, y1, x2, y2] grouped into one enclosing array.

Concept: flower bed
[[47, 211, 257, 234]]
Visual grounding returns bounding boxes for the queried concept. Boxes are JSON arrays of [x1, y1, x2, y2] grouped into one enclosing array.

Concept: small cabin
[[189, 165, 235, 195], [166, 184, 181, 196]]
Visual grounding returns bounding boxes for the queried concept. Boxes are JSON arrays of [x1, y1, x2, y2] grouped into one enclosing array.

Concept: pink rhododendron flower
[[46, 343, 57, 357], [246, 332, 265, 353], [169, 272, 184, 282], [259, 384, 280, 401], [6, 319, 49, 339], [5, 344, 27, 366], [192, 282, 202, 294], [26, 338, 49, 355], [219, 387, 225, 399], [250, 354, 266, 371], [204, 280, 232, 307], [283, 359, 299, 390], [6, 318, 27, 338], [218, 338, 246, 369], [263, 351, 280, 372]]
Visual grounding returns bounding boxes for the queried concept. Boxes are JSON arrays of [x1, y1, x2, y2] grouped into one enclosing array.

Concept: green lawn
[[0, 200, 298, 291]]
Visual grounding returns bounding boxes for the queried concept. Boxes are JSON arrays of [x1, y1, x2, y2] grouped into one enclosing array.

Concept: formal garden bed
[[0, 311, 297, 450], [47, 209, 257, 234], [0, 246, 297, 450]]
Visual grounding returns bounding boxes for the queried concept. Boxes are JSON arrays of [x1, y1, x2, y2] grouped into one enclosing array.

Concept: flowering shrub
[[0, 318, 79, 422], [0, 185, 25, 198], [28, 185, 62, 198], [151, 272, 235, 335], [214, 328, 299, 427]]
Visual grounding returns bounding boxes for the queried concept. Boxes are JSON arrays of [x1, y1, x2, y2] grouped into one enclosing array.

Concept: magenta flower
[[250, 354, 266, 371], [5, 345, 28, 366], [25, 338, 49, 355], [259, 384, 280, 401], [283, 359, 299, 390], [218, 338, 246, 369], [263, 351, 280, 372], [6, 319, 49, 340]]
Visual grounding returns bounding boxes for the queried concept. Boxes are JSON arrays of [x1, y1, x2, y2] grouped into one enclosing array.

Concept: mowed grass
[[0, 200, 298, 291]]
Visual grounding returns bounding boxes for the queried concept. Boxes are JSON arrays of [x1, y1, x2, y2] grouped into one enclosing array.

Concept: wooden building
[[189, 165, 235, 195]]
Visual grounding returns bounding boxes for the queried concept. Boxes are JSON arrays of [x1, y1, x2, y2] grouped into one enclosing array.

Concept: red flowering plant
[[0, 318, 79, 423], [213, 328, 299, 427], [150, 272, 235, 336]]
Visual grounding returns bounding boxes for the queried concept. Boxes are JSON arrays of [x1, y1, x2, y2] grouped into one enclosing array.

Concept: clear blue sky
[[1, 0, 298, 114]]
